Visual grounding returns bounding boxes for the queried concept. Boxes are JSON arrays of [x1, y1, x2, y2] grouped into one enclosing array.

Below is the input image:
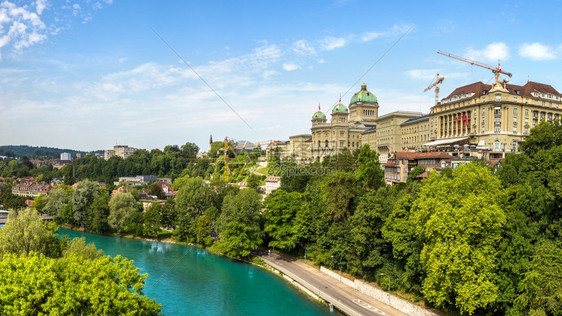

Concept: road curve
[[259, 251, 407, 316]]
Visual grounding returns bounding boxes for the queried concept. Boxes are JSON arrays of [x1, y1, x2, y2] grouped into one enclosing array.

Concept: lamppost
[[380, 272, 390, 294]]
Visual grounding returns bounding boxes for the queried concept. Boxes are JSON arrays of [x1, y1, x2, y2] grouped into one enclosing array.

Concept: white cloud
[[292, 39, 316, 55], [361, 32, 381, 42], [465, 42, 509, 62], [320, 36, 346, 51], [283, 63, 299, 71], [519, 42, 557, 61], [36, 0, 47, 15]]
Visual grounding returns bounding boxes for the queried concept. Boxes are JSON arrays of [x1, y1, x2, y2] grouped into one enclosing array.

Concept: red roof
[[443, 81, 562, 100], [394, 152, 453, 160]]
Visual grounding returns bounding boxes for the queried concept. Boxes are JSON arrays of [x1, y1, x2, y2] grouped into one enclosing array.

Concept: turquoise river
[[60, 229, 338, 315]]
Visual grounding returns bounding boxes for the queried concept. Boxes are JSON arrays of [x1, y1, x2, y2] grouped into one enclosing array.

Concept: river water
[[59, 229, 335, 315]]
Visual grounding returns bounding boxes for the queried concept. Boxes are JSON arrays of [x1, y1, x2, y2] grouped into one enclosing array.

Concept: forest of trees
[[1, 121, 561, 315], [0, 145, 96, 159]]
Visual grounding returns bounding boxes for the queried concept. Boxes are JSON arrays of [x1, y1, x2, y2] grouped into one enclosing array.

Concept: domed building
[[311, 83, 379, 161]]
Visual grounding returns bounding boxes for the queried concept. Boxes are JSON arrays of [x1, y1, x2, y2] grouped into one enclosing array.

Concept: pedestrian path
[[259, 251, 407, 316]]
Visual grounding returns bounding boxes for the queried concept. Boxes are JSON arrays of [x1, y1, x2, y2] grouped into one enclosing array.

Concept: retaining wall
[[320, 267, 439, 316]]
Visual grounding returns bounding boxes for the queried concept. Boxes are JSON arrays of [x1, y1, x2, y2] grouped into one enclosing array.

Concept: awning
[[423, 136, 470, 147]]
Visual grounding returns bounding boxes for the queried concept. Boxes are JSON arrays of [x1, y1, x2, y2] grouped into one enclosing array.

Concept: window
[[513, 108, 517, 115], [495, 107, 501, 115], [525, 109, 529, 116], [513, 127, 517, 133], [512, 141, 517, 151], [514, 97, 517, 102], [494, 140, 500, 150], [338, 117, 345, 123], [318, 140, 321, 148], [496, 94, 501, 102], [495, 126, 501, 133], [339, 141, 344, 147], [325, 140, 329, 148], [340, 131, 344, 137]]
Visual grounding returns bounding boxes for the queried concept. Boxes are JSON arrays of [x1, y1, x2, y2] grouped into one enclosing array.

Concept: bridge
[[0, 210, 53, 225]]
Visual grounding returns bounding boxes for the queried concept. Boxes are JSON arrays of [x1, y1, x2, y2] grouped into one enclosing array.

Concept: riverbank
[[58, 227, 334, 315], [58, 225, 424, 316]]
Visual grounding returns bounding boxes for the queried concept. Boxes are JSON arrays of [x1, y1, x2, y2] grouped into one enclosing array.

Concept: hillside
[[0, 145, 102, 159]]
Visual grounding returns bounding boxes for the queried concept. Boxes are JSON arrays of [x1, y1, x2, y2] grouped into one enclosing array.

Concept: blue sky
[[1, 0, 562, 152]]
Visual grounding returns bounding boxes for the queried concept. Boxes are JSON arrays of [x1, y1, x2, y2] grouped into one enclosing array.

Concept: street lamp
[[380, 272, 390, 293]]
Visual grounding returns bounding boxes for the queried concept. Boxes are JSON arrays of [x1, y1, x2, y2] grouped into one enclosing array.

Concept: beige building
[[362, 111, 423, 163], [310, 83, 378, 161], [274, 79, 562, 164], [427, 80, 562, 158], [104, 145, 138, 160]]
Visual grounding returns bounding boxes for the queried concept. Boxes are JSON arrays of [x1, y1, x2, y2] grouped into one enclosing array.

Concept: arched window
[[325, 140, 329, 148]]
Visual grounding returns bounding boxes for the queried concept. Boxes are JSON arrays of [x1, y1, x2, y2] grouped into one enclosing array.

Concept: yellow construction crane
[[437, 50, 512, 84], [424, 73, 445, 106], [219, 137, 234, 182]]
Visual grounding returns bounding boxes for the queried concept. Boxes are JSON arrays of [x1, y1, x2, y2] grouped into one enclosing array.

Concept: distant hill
[[0, 145, 102, 159]]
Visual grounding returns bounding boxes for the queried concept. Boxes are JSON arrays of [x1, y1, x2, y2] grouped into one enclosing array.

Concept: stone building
[[425, 80, 562, 158], [272, 79, 562, 163], [310, 83, 378, 161], [104, 145, 138, 160]]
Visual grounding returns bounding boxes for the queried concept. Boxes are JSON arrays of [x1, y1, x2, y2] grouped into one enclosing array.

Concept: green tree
[[181, 142, 199, 159], [321, 171, 357, 221], [148, 182, 165, 200], [72, 180, 100, 228], [174, 177, 215, 241], [414, 165, 506, 315], [143, 203, 163, 238], [348, 187, 400, 279], [108, 193, 138, 233], [0, 208, 60, 258], [515, 238, 562, 315], [263, 189, 303, 251], [43, 185, 73, 222], [521, 120, 562, 155], [0, 253, 162, 315], [406, 166, 425, 184], [90, 188, 111, 234], [194, 214, 214, 246], [62, 237, 104, 259], [215, 189, 263, 258], [32, 193, 47, 212], [355, 144, 384, 191], [247, 173, 262, 190]]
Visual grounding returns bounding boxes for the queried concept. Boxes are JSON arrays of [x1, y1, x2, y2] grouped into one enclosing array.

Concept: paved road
[[259, 251, 407, 316]]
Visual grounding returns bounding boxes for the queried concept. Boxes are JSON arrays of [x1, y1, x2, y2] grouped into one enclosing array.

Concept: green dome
[[312, 110, 326, 119], [350, 83, 377, 104], [332, 103, 348, 113]]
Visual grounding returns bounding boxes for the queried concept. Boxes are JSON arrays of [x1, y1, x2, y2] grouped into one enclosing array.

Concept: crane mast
[[437, 50, 512, 84], [424, 73, 445, 106]]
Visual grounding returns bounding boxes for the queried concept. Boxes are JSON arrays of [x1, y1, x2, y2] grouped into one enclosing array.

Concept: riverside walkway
[[259, 251, 407, 316]]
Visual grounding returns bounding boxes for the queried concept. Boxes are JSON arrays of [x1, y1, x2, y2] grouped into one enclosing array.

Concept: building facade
[[427, 80, 562, 158], [104, 145, 138, 160], [310, 83, 378, 161], [272, 79, 562, 163]]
